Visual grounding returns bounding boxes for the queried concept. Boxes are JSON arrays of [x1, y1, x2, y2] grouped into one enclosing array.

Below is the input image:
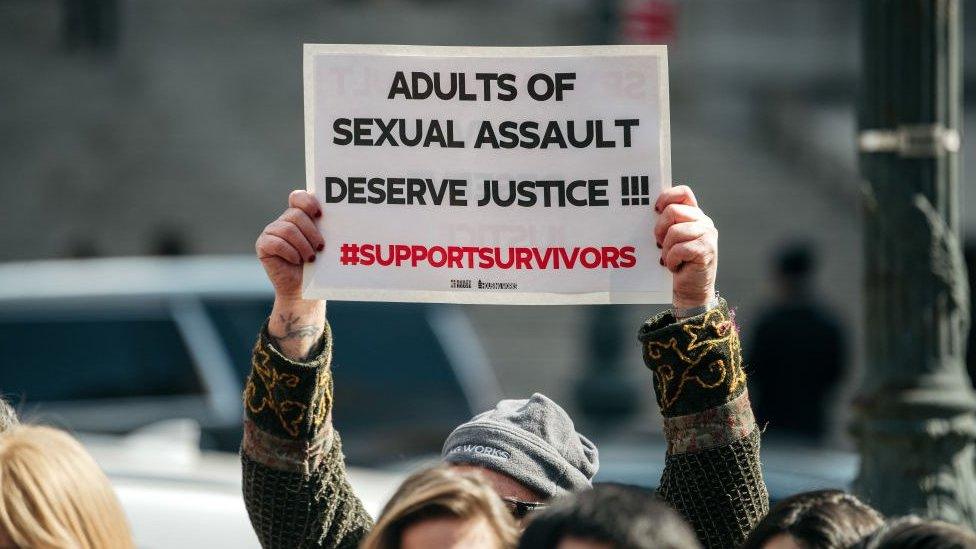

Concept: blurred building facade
[[3, 0, 976, 444]]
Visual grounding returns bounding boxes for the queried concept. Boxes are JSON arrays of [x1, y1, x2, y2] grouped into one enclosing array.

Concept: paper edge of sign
[[302, 288, 672, 305], [302, 43, 669, 58], [657, 49, 674, 305], [658, 48, 672, 192], [301, 46, 317, 295]]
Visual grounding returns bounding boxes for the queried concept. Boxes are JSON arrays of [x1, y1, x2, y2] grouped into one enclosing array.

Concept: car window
[[0, 315, 203, 402], [328, 301, 472, 462], [204, 298, 274, 380]]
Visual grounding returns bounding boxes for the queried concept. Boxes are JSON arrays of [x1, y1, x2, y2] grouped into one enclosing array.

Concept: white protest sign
[[303, 44, 671, 304]]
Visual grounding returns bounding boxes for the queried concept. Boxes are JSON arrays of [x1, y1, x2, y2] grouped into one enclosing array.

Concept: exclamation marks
[[620, 175, 650, 206]]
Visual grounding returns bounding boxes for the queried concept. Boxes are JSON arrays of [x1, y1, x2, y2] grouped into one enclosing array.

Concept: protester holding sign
[[244, 188, 597, 549], [240, 183, 768, 549]]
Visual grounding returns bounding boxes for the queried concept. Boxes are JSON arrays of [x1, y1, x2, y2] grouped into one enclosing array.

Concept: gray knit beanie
[[441, 393, 598, 499]]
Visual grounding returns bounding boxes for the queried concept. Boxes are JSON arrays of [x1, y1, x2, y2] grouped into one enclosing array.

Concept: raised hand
[[255, 190, 325, 301], [255, 190, 326, 359], [654, 185, 718, 310]]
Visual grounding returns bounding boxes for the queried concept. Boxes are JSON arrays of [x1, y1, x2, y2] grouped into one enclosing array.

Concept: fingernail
[[659, 258, 664, 266], [308, 255, 316, 262], [317, 243, 324, 252]]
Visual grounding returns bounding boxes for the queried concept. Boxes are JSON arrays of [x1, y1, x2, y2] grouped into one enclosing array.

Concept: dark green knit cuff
[[637, 299, 746, 417], [657, 428, 768, 549], [242, 321, 334, 441]]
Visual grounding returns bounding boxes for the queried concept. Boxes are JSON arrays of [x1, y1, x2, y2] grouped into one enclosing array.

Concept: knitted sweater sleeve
[[638, 299, 769, 549], [241, 321, 373, 549]]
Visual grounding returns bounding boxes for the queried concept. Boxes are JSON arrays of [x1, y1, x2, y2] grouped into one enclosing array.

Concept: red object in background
[[621, 0, 678, 45]]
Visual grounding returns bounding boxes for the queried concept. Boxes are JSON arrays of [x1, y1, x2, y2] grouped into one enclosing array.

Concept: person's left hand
[[654, 185, 718, 310]]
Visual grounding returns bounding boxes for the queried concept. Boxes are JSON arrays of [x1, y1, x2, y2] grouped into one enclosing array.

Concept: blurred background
[[1, 0, 975, 546]]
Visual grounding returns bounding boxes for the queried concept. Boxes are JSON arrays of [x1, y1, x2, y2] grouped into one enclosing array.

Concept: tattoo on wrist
[[272, 313, 323, 344]]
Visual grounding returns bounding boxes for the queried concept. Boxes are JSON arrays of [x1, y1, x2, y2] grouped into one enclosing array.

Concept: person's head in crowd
[[859, 516, 976, 549], [361, 466, 519, 549], [775, 241, 817, 298], [0, 425, 133, 549], [441, 393, 599, 517], [517, 483, 700, 549], [0, 396, 17, 433], [742, 489, 884, 549]]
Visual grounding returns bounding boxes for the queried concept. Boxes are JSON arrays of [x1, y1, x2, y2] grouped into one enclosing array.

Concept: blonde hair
[[362, 466, 518, 549], [0, 425, 134, 549]]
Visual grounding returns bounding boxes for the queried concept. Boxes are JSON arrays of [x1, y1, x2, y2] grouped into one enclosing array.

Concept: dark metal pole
[[854, 0, 976, 526]]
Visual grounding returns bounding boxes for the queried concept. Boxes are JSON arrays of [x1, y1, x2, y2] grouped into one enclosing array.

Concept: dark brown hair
[[518, 483, 700, 549], [859, 517, 976, 549], [742, 490, 884, 549]]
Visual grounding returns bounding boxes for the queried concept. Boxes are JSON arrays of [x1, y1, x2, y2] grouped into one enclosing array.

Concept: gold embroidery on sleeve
[[244, 343, 308, 437], [646, 308, 745, 412]]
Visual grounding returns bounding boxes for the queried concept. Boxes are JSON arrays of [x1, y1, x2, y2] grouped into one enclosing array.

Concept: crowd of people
[[1, 185, 976, 548]]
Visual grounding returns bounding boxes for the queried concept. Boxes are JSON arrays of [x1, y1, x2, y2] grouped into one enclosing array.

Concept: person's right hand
[[255, 190, 325, 302]]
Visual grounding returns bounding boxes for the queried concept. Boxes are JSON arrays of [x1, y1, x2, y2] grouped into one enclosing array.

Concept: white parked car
[[0, 255, 500, 547]]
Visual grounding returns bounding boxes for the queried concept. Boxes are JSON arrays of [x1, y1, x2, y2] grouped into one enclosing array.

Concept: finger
[[664, 237, 716, 273], [265, 220, 316, 262], [256, 233, 302, 265], [280, 208, 325, 252], [655, 185, 698, 213], [662, 221, 710, 256], [654, 203, 711, 243], [288, 190, 322, 219]]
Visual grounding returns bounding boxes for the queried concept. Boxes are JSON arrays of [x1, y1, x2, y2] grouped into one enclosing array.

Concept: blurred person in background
[[361, 466, 518, 549], [741, 490, 884, 549], [0, 424, 134, 549], [858, 517, 976, 549], [150, 226, 189, 256], [61, 0, 120, 54], [241, 185, 768, 548], [749, 242, 846, 441], [517, 483, 700, 549]]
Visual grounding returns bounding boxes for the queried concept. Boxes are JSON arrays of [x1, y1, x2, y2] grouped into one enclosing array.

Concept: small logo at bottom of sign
[[478, 280, 518, 290]]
